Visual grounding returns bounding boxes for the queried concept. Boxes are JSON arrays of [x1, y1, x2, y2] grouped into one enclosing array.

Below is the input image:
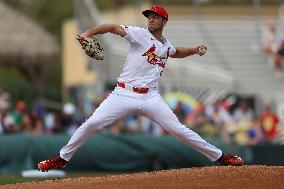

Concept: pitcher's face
[[147, 13, 166, 33]]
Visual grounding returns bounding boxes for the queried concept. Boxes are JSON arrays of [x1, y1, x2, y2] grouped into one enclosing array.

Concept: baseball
[[198, 46, 207, 54]]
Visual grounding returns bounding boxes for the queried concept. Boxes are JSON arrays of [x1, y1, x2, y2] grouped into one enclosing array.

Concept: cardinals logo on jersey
[[142, 44, 170, 68]]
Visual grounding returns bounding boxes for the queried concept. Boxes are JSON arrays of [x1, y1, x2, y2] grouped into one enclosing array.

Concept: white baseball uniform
[[60, 25, 223, 162]]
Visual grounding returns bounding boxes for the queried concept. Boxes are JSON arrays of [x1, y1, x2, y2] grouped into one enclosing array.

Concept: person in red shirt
[[259, 105, 279, 142]]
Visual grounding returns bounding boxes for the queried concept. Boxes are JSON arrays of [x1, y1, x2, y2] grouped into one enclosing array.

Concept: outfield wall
[[0, 134, 283, 173]]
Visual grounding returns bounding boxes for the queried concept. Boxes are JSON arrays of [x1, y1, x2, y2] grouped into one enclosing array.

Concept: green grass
[[0, 176, 43, 185], [0, 172, 133, 185], [0, 173, 110, 185]]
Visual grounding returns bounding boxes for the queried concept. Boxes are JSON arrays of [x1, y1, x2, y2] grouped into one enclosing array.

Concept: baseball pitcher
[[38, 5, 244, 171]]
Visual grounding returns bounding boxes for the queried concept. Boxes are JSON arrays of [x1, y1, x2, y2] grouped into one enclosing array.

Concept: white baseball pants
[[60, 87, 222, 161]]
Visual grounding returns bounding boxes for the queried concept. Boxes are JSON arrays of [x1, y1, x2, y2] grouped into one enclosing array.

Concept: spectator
[[12, 101, 28, 131], [32, 118, 44, 135], [259, 104, 279, 142], [50, 111, 64, 134], [273, 40, 284, 77], [186, 101, 205, 127], [44, 112, 56, 134], [262, 20, 280, 55], [186, 101, 218, 138], [205, 100, 233, 126], [61, 102, 77, 132], [0, 100, 15, 134], [232, 100, 254, 124], [21, 114, 32, 133], [29, 111, 44, 135]]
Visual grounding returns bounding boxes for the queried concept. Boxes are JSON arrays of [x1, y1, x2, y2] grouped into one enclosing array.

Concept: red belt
[[117, 82, 149, 94]]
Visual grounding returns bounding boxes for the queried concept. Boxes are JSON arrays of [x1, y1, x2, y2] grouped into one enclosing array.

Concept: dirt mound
[[1, 166, 283, 189]]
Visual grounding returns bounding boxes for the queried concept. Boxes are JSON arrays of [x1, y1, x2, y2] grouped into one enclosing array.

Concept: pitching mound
[[1, 166, 283, 189]]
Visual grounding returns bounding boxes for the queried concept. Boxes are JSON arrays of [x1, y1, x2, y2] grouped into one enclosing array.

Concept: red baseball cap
[[142, 5, 168, 21]]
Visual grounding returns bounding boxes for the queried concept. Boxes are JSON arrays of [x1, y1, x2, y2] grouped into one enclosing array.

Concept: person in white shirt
[[38, 5, 244, 171], [233, 100, 254, 124]]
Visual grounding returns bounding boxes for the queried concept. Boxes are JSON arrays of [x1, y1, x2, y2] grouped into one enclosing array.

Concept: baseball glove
[[76, 35, 104, 60]]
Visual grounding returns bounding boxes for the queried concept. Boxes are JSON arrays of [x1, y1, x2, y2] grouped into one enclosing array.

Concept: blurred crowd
[[262, 20, 284, 78], [1, 88, 282, 146], [184, 96, 281, 145], [0, 89, 85, 136]]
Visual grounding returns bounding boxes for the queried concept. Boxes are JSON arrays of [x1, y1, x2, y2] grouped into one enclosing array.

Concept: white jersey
[[117, 25, 176, 88]]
